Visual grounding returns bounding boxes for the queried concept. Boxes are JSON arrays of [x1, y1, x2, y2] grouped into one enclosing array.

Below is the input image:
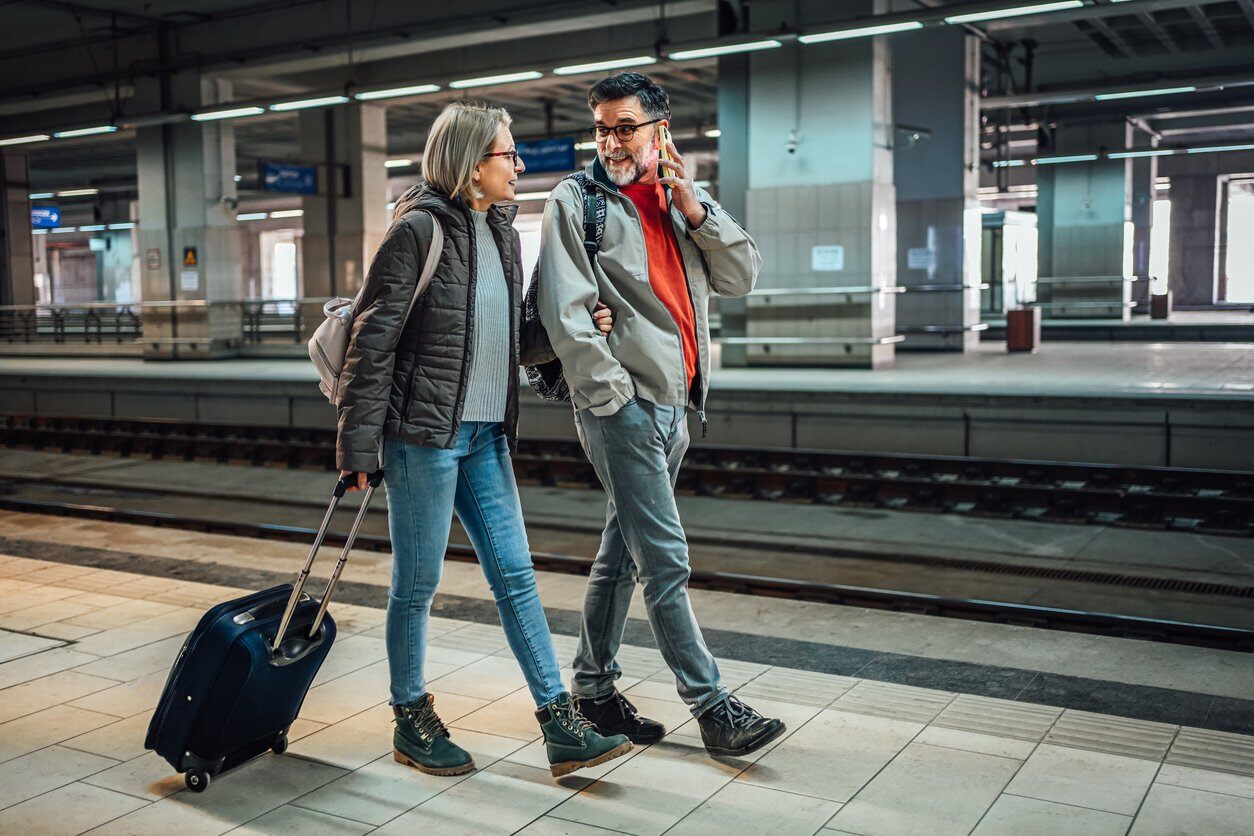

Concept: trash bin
[[1007, 306, 1040, 353]]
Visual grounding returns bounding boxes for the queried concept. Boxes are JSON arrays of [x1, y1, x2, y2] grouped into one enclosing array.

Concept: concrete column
[[298, 104, 388, 337], [135, 74, 242, 358], [1166, 174, 1219, 306], [1127, 125, 1157, 311], [1034, 122, 1133, 319], [730, 0, 897, 369], [892, 27, 981, 351], [0, 150, 35, 307], [716, 53, 751, 367]]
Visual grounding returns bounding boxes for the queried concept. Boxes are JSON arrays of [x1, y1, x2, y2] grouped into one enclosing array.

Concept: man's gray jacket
[[537, 159, 761, 419]]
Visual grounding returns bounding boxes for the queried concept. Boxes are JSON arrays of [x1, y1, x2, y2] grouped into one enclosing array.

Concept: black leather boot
[[697, 695, 785, 757], [575, 689, 666, 745]]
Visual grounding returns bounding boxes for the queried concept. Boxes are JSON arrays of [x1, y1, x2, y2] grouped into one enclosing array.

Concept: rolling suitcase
[[145, 471, 383, 792]]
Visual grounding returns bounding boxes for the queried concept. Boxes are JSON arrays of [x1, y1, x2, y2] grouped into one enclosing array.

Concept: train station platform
[[1, 513, 1253, 835], [2, 342, 1254, 470], [981, 310, 1254, 343]]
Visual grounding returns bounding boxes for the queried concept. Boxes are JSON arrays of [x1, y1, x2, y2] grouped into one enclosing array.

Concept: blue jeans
[[382, 422, 565, 707], [572, 398, 726, 716]]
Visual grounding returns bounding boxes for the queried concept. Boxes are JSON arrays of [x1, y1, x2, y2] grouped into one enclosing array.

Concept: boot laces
[[598, 690, 640, 721], [401, 701, 450, 742], [715, 696, 763, 730], [555, 700, 596, 735]]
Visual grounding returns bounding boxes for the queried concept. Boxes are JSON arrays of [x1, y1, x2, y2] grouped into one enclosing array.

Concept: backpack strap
[[400, 210, 443, 328]]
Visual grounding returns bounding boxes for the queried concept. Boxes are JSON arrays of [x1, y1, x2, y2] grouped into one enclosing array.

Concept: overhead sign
[[31, 206, 61, 229], [907, 247, 935, 270], [261, 161, 317, 195], [811, 245, 845, 272], [516, 139, 576, 174]]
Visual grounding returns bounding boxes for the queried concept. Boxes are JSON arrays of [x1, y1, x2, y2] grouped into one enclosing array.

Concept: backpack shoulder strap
[[566, 172, 605, 265], [401, 210, 443, 327]]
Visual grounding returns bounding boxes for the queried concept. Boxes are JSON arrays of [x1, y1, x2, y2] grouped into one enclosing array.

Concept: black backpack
[[523, 171, 605, 403]]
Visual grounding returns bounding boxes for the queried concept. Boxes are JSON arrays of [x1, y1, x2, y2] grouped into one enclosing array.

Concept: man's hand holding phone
[[656, 124, 707, 229]]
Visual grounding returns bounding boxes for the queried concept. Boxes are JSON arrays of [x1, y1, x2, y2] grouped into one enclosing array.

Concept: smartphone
[[657, 123, 672, 185]]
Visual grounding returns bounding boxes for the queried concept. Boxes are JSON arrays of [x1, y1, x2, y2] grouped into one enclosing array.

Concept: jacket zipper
[[451, 208, 477, 441]]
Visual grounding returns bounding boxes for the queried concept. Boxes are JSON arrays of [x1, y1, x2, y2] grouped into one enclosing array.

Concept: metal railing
[[0, 299, 315, 347]]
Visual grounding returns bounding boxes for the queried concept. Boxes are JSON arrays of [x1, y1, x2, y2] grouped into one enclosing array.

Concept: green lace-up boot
[[392, 694, 475, 776], [535, 692, 633, 777]]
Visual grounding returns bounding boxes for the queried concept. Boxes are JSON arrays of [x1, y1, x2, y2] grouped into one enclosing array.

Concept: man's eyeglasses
[[482, 149, 520, 165], [586, 118, 663, 143]]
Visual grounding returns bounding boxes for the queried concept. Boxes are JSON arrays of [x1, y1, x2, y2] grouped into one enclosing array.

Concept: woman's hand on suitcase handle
[[338, 470, 369, 493], [594, 301, 613, 336]]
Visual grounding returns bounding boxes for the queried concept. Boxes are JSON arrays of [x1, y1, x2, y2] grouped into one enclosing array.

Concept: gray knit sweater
[[460, 210, 510, 423]]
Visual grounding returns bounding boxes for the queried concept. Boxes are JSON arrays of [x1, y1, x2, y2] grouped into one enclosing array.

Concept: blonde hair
[[421, 101, 511, 202]]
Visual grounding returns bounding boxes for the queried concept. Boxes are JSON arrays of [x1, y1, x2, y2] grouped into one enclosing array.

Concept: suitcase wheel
[[185, 768, 210, 793], [272, 734, 289, 755]]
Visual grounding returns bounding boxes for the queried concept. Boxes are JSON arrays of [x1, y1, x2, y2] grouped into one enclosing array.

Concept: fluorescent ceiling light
[[799, 21, 923, 43], [669, 40, 782, 60], [355, 84, 440, 101], [945, 1, 1083, 25], [236, 212, 269, 221], [31, 229, 48, 235], [1108, 149, 1174, 159], [384, 158, 414, 168], [1186, 143, 1254, 154], [191, 106, 265, 121], [78, 224, 106, 231], [449, 71, 542, 90], [0, 134, 51, 147], [107, 222, 135, 229], [270, 95, 349, 112], [52, 125, 118, 138], [575, 141, 598, 151], [554, 56, 655, 76], [269, 209, 304, 218], [28, 192, 54, 199], [57, 188, 99, 197], [50, 227, 77, 233], [1155, 182, 1170, 190], [1094, 86, 1196, 102], [1033, 153, 1098, 164], [512, 191, 552, 202], [234, 175, 242, 182], [704, 128, 722, 138], [992, 159, 1025, 167]]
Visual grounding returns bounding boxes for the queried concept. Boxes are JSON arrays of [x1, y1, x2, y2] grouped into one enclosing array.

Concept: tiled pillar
[[892, 27, 982, 351], [729, 0, 898, 369], [1035, 123, 1133, 319], [0, 150, 35, 307], [298, 104, 388, 338], [135, 74, 243, 358], [1127, 125, 1157, 311], [1165, 174, 1220, 306]]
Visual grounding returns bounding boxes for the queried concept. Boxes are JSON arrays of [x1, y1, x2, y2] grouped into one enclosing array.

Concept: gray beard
[[599, 150, 649, 186]]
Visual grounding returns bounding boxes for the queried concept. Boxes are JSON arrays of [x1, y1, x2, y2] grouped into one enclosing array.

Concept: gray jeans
[[571, 397, 726, 716]]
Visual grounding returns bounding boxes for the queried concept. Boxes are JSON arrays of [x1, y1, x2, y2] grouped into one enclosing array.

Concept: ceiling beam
[[1185, 6, 1225, 50]]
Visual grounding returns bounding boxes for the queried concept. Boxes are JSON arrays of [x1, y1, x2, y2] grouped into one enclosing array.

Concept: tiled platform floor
[[1, 552, 1253, 835]]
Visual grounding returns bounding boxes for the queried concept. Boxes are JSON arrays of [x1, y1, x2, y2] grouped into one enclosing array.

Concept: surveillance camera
[[785, 129, 799, 155], [220, 195, 239, 211]]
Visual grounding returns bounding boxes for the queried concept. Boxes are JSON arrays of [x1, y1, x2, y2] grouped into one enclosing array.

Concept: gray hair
[[421, 101, 511, 202]]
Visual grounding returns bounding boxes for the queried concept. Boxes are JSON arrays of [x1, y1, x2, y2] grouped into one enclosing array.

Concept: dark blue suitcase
[[145, 472, 382, 792]]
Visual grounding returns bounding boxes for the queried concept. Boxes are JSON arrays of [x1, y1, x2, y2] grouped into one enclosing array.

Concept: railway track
[[3, 414, 1252, 537], [2, 493, 1251, 653]]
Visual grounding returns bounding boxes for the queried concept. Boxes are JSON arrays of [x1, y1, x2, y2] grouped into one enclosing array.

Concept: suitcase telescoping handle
[[271, 470, 384, 654]]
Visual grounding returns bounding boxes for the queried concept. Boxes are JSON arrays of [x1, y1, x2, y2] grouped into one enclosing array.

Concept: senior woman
[[335, 100, 630, 778]]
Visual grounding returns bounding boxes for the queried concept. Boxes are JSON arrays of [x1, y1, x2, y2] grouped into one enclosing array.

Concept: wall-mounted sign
[[907, 247, 935, 270], [180, 270, 200, 292], [261, 161, 318, 195], [145, 248, 162, 270], [31, 206, 61, 229], [183, 247, 198, 267], [516, 139, 576, 174], [811, 245, 845, 272]]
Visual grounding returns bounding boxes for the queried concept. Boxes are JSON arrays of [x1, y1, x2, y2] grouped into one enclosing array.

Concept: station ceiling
[[2, 0, 1251, 192]]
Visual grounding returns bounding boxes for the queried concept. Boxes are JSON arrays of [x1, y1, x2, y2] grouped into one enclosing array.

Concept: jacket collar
[[412, 185, 518, 229]]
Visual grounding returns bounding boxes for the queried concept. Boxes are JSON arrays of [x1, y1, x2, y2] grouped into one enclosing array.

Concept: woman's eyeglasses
[[586, 118, 663, 143], [482, 149, 520, 165]]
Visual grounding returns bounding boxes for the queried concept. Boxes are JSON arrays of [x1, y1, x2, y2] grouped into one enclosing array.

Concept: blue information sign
[[516, 139, 576, 174], [31, 206, 61, 229], [261, 161, 318, 195]]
